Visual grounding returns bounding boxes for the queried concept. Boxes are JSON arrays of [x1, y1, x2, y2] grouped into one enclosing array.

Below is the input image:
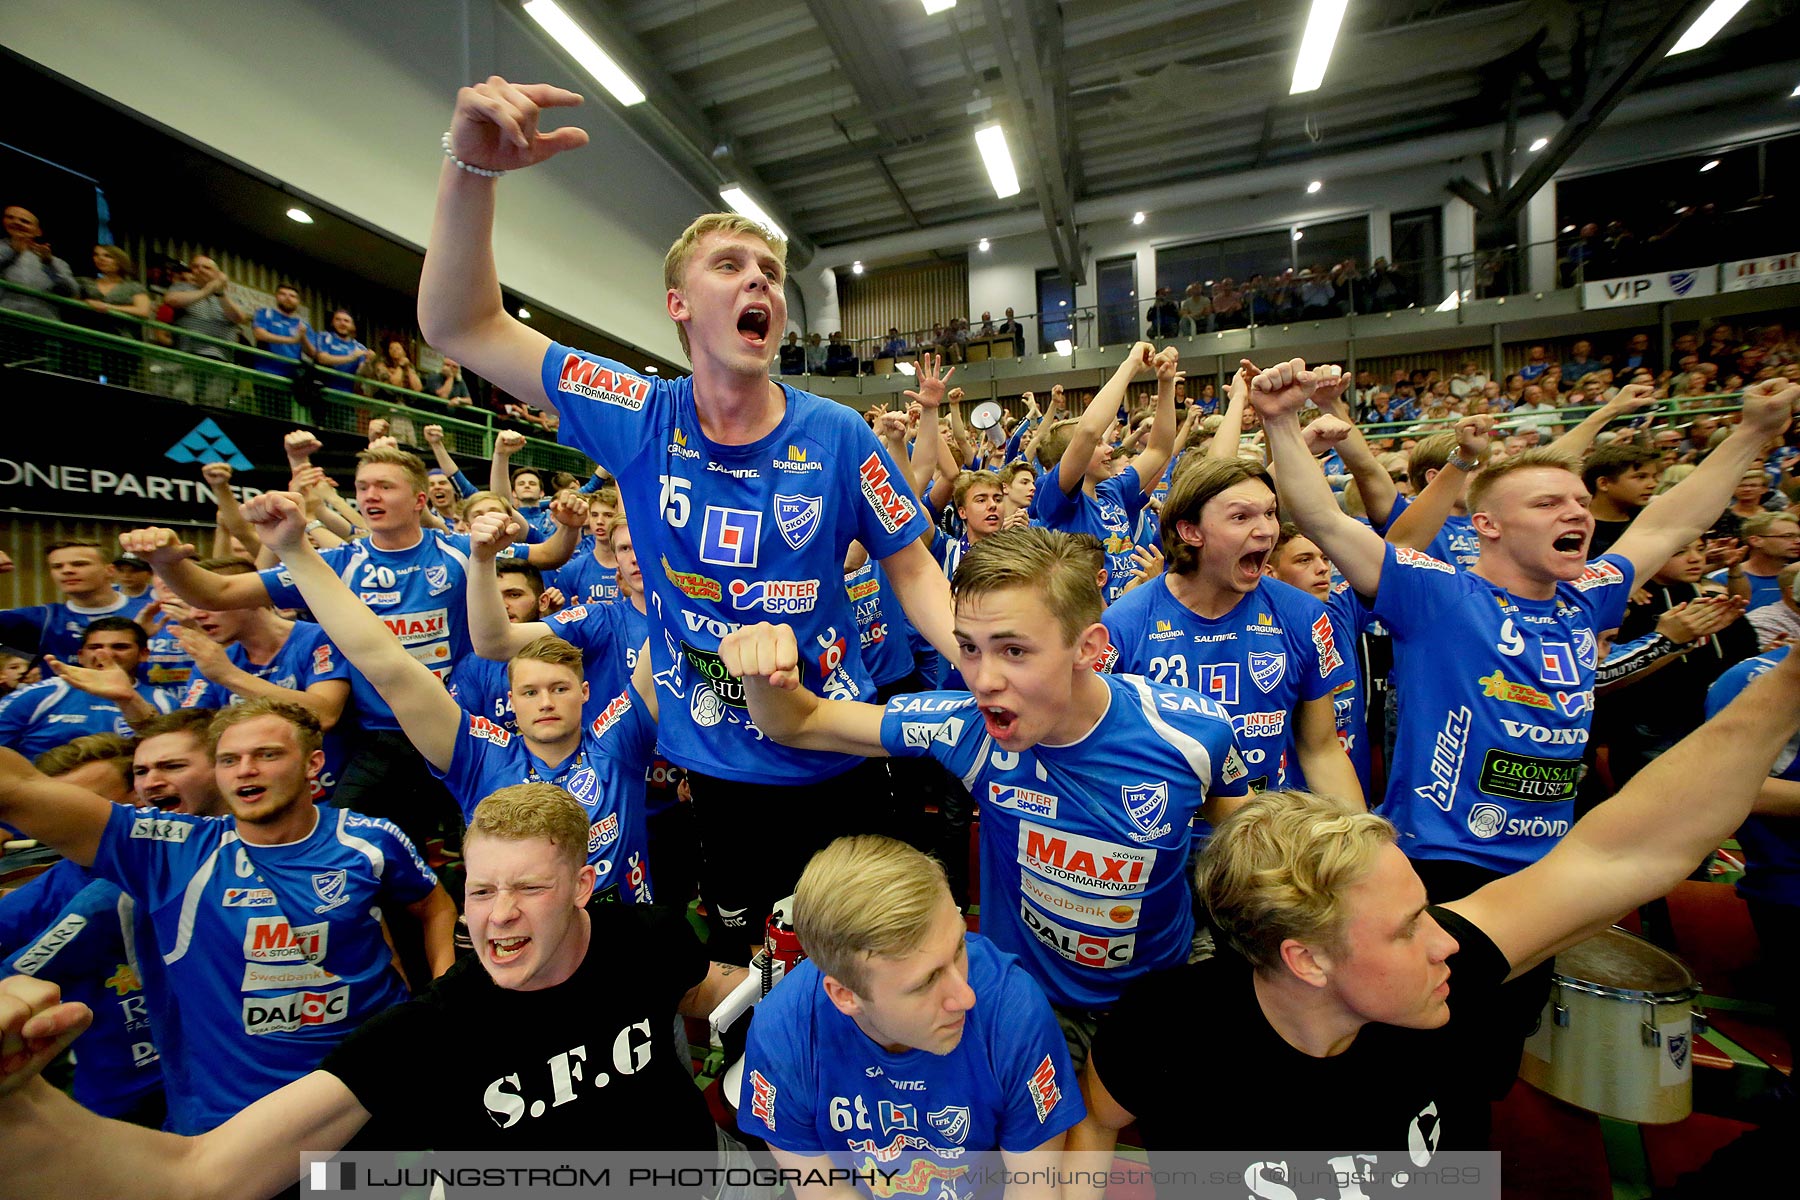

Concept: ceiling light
[[974, 123, 1020, 199], [851, 261, 864, 276], [1435, 291, 1463, 313], [644, 365, 659, 374], [1054, 339, 1072, 357], [517, 307, 532, 319], [1293, 230, 1304, 241], [978, 238, 990, 252], [1306, 180, 1322, 194], [524, 0, 645, 106], [1528, 137, 1549, 152], [1700, 159, 1721, 172], [1792, 84, 1800, 97], [922, 0, 957, 13], [1059, 300, 1068, 307], [285, 208, 313, 224], [718, 185, 786, 242], [1561, 224, 1576, 233], [1290, 0, 1349, 94], [1131, 211, 1146, 225], [896, 360, 916, 376], [1667, 1, 1751, 56]]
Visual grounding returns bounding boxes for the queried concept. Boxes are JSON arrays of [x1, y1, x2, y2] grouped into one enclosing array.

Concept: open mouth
[[1239, 549, 1271, 579], [234, 784, 269, 803], [491, 936, 530, 963], [1552, 532, 1586, 556], [982, 706, 1018, 739], [737, 305, 771, 347]]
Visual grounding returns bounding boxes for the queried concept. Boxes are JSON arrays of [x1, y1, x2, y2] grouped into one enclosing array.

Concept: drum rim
[[1549, 976, 1702, 1004]]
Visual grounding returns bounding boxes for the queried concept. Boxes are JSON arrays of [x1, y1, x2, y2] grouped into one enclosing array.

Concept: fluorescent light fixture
[[1054, 338, 1072, 357], [285, 207, 314, 224], [1293, 230, 1304, 242], [1528, 137, 1549, 152], [718, 185, 787, 242], [1666, 1, 1750, 56], [895, 360, 916, 375], [1131, 211, 1146, 225], [1792, 83, 1800, 97], [1700, 158, 1721, 172], [524, 0, 645, 106], [1306, 180, 1322, 194], [1290, 0, 1349, 94], [517, 307, 532, 319], [974, 123, 1020, 199], [644, 365, 659, 374], [1561, 224, 1576, 233], [978, 238, 990, 252], [852, 261, 864, 275], [922, 0, 957, 13]]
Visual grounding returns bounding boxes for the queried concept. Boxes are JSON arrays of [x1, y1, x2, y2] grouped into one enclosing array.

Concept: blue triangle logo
[[166, 421, 254, 472]]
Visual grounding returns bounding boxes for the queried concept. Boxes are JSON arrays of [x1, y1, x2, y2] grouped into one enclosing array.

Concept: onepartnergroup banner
[[302, 1150, 1501, 1199]]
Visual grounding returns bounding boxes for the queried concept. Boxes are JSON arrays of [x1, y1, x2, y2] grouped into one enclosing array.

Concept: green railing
[[0, 280, 592, 478], [1345, 392, 1749, 441]]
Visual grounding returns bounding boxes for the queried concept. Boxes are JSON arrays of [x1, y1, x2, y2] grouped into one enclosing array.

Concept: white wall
[[4, 0, 717, 360]]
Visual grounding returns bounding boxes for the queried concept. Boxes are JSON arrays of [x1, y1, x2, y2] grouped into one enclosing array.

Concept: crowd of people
[[1, 77, 1799, 1198]]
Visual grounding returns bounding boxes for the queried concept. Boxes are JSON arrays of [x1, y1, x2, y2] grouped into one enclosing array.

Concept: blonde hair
[[507, 634, 584, 685], [467, 783, 589, 870], [1160, 457, 1276, 576], [1466, 446, 1580, 516], [1033, 419, 1081, 470], [357, 446, 429, 497], [663, 214, 788, 359], [1407, 432, 1458, 481], [795, 836, 949, 996], [459, 490, 509, 520], [952, 469, 1003, 514], [1197, 790, 1398, 972], [207, 698, 323, 758], [35, 733, 134, 788], [953, 527, 1103, 645]]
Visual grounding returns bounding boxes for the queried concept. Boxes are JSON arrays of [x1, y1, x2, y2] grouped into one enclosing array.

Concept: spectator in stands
[[1244, 274, 1273, 324], [778, 331, 805, 374], [1506, 383, 1559, 438], [1448, 359, 1487, 399], [825, 330, 856, 376], [422, 356, 471, 404], [161, 255, 246, 369], [1704, 323, 1743, 373], [78, 245, 151, 330], [1177, 282, 1211, 334], [310, 308, 373, 377], [1583, 443, 1662, 556], [977, 311, 996, 336], [1618, 331, 1654, 372], [1666, 330, 1700, 374], [998, 307, 1025, 356], [804, 331, 826, 373], [947, 317, 970, 362], [1298, 267, 1336, 319], [1212, 278, 1244, 328], [878, 327, 907, 359], [0, 205, 77, 320], [1363, 257, 1404, 311], [1746, 563, 1800, 650], [1518, 345, 1551, 382], [249, 282, 309, 378], [373, 337, 423, 393], [1146, 286, 1180, 338], [1711, 511, 1800, 610], [1562, 339, 1604, 387]]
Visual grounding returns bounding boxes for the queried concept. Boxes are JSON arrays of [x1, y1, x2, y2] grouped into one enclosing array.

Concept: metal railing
[[0, 280, 592, 478]]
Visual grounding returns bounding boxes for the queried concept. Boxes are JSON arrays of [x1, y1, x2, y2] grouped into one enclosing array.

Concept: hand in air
[[449, 77, 591, 173]]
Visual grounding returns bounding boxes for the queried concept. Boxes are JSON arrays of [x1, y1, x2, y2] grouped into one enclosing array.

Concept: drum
[[1520, 926, 1702, 1124]]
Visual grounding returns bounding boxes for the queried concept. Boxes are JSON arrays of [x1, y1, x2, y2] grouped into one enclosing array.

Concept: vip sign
[[1582, 268, 1716, 307]]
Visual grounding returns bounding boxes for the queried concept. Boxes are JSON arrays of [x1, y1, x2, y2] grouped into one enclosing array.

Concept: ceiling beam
[[1444, 0, 1714, 225], [980, 0, 1083, 285]]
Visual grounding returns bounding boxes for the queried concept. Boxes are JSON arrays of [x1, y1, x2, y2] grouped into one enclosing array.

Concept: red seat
[[1492, 1079, 1612, 1200], [1642, 1111, 1759, 1191]]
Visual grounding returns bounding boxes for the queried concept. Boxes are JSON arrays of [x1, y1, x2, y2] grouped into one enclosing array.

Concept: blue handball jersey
[[179, 622, 351, 803], [1706, 649, 1800, 907], [1, 866, 164, 1118], [1323, 582, 1378, 798], [0, 678, 176, 759], [259, 531, 498, 730], [0, 591, 151, 661], [434, 689, 656, 901], [1427, 512, 1482, 572], [878, 674, 1248, 1009], [448, 602, 647, 738], [1101, 576, 1354, 792], [552, 552, 621, 606], [1374, 543, 1633, 874], [544, 344, 931, 786], [845, 560, 913, 687], [743, 935, 1084, 1196], [1032, 466, 1148, 605], [90, 802, 436, 1132], [144, 620, 196, 705]]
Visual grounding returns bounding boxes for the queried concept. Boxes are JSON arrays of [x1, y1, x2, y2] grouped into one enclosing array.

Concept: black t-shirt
[[323, 899, 715, 1150], [1091, 906, 1511, 1165], [1588, 516, 1632, 557]]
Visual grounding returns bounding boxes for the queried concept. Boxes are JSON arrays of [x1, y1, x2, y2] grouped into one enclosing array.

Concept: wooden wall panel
[[839, 260, 970, 344]]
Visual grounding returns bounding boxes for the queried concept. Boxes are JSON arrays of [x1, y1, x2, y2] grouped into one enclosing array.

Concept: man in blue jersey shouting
[[720, 528, 1249, 1059], [416, 77, 958, 951], [743, 835, 1082, 1198]]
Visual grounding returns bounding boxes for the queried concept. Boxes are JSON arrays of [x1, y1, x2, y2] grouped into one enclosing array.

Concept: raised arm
[[0, 748, 113, 867], [1248, 359, 1387, 596], [1128, 348, 1180, 495], [1612, 380, 1797, 586], [464, 513, 551, 661], [417, 79, 587, 412], [239, 493, 462, 772], [119, 529, 271, 612], [1446, 645, 1800, 978], [522, 492, 585, 570], [719, 622, 889, 757], [1548, 385, 1657, 460], [1060, 345, 1153, 495], [1311, 373, 1397, 527], [1206, 367, 1252, 461], [1385, 415, 1492, 552], [200, 463, 263, 563]]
